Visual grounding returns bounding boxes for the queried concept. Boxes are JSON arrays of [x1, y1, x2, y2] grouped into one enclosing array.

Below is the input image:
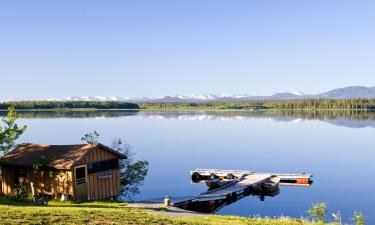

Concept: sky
[[0, 0, 375, 100]]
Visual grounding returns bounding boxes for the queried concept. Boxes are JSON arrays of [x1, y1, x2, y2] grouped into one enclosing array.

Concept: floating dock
[[191, 169, 312, 186], [172, 169, 313, 213]]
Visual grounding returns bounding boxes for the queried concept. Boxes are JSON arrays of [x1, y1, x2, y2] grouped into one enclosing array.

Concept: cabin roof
[[0, 143, 127, 170]]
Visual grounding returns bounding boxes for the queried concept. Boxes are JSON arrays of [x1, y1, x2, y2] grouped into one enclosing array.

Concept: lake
[[3, 110, 375, 223]]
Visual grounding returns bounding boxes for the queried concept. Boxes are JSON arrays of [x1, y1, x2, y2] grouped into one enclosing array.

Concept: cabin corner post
[[0, 165, 2, 194], [71, 168, 76, 200]]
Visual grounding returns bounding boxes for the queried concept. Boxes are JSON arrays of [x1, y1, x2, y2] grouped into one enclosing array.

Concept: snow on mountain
[[292, 91, 305, 96], [44, 92, 305, 102], [65, 96, 128, 101], [6, 86, 375, 103]]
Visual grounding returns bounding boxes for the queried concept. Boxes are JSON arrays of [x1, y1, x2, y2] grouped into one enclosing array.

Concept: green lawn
[[0, 200, 334, 225]]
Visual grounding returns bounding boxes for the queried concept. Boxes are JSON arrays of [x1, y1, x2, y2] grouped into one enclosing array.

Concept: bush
[[307, 202, 327, 223], [10, 183, 32, 201], [331, 211, 342, 224], [353, 211, 365, 225]]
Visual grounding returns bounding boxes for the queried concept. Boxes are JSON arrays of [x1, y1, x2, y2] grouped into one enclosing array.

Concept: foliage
[[81, 130, 100, 144], [0, 200, 331, 225], [352, 211, 365, 225], [331, 211, 342, 224], [111, 138, 149, 198], [120, 159, 149, 198], [138, 98, 375, 111], [0, 101, 140, 110], [10, 183, 32, 200], [307, 202, 328, 223], [32, 156, 56, 175], [0, 106, 27, 154]]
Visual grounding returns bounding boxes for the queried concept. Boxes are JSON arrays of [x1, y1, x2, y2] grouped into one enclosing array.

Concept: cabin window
[[88, 159, 119, 174], [16, 167, 27, 184], [75, 166, 86, 184]]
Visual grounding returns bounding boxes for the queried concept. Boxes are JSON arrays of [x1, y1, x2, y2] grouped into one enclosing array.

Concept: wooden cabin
[[0, 143, 126, 202]]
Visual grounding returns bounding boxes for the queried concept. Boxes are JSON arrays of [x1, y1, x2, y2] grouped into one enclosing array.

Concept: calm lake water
[[3, 110, 375, 223]]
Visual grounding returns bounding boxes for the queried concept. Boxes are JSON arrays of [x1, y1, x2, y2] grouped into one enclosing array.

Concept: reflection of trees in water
[[174, 184, 281, 214], [260, 110, 375, 121], [0, 110, 140, 119], [1, 110, 375, 128]]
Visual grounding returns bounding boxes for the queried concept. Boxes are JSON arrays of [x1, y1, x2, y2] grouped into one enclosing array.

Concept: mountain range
[[6, 86, 375, 102]]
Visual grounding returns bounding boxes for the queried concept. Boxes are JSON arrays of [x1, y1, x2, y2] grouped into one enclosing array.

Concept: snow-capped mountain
[[55, 92, 307, 102], [4, 86, 375, 102], [65, 96, 130, 101], [30, 93, 302, 102]]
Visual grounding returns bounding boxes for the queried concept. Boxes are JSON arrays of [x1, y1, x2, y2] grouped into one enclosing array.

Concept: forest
[[1, 98, 375, 111], [0, 101, 140, 110], [138, 98, 375, 110]]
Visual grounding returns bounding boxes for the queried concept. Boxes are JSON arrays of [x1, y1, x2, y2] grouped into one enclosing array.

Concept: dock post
[[164, 195, 170, 206]]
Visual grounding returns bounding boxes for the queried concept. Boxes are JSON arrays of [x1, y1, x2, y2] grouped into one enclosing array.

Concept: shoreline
[[0, 108, 374, 112]]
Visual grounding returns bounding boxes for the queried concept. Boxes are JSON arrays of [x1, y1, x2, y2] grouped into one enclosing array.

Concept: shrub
[[307, 202, 327, 223], [332, 211, 342, 224], [353, 211, 365, 225], [10, 183, 32, 200]]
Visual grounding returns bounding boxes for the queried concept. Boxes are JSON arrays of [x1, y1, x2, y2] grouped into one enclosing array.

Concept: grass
[[0, 199, 335, 225]]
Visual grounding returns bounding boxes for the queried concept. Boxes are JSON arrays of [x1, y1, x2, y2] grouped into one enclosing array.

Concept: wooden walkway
[[198, 174, 273, 199]]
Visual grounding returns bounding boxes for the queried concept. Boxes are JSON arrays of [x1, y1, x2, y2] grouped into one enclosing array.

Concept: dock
[[172, 169, 313, 213], [190, 169, 312, 186]]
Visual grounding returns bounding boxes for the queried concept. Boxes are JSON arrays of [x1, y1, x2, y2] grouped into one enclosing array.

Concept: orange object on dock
[[296, 178, 309, 184]]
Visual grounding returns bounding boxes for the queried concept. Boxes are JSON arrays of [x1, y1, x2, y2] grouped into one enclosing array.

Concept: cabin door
[[74, 165, 88, 202]]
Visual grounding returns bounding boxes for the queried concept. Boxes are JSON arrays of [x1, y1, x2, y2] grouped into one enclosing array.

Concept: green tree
[[0, 106, 27, 155], [111, 138, 149, 199], [81, 130, 100, 144]]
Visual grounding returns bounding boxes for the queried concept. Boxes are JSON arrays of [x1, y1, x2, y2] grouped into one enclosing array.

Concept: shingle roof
[[0, 143, 126, 170]]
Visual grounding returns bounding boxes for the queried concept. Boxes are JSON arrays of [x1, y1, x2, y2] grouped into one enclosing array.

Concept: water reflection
[[2, 110, 375, 128], [0, 110, 140, 119], [177, 187, 281, 214]]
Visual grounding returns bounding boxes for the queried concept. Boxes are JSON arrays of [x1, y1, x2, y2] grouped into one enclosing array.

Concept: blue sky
[[1, 0, 375, 100]]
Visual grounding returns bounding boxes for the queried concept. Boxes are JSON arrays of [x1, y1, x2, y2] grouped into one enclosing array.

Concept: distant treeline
[[0, 101, 140, 110], [139, 98, 375, 110], [1, 99, 375, 111]]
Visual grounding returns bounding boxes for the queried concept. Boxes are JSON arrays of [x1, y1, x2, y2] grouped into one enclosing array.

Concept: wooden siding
[[87, 169, 121, 200], [0, 166, 73, 196], [74, 146, 122, 201], [26, 169, 73, 196], [75, 146, 119, 166], [1, 166, 15, 194]]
